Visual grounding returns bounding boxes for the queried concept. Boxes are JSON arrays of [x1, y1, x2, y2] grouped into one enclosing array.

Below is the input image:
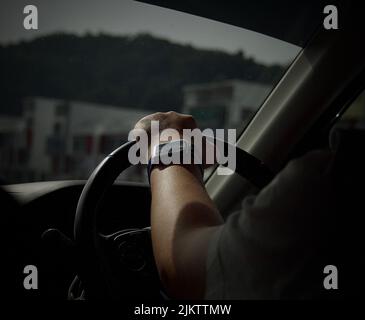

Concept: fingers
[[134, 111, 198, 134], [132, 111, 221, 167]]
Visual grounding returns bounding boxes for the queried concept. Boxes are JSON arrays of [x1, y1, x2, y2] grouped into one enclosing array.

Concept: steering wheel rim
[[73, 138, 273, 299], [74, 140, 137, 298]]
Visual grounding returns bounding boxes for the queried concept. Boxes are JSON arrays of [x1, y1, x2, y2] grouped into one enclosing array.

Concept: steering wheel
[[73, 139, 273, 299]]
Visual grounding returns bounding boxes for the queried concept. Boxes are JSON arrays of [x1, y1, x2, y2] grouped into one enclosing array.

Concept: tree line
[[0, 33, 285, 115]]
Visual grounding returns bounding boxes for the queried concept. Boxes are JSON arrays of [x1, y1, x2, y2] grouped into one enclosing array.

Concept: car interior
[[2, 0, 365, 299]]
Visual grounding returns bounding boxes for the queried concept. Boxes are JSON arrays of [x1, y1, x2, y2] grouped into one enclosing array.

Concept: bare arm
[[134, 111, 223, 298], [150, 164, 223, 298]]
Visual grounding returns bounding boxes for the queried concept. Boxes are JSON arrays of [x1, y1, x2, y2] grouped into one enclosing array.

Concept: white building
[[182, 79, 272, 129], [1, 97, 151, 182], [0, 116, 26, 182]]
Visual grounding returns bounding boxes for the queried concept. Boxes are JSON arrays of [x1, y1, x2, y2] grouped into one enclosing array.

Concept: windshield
[[0, 0, 301, 184]]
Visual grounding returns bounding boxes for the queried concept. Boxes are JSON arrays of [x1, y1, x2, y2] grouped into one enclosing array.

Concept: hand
[[133, 111, 216, 167], [133, 111, 198, 158]]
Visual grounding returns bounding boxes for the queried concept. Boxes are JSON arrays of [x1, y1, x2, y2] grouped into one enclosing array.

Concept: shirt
[[205, 150, 333, 299]]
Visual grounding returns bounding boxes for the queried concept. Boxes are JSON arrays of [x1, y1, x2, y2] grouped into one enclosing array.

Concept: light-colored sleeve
[[205, 150, 333, 299]]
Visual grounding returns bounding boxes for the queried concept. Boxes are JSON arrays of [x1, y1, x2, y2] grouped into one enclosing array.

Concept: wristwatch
[[147, 139, 204, 184]]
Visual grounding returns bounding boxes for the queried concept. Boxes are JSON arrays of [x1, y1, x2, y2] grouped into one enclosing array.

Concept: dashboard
[[6, 180, 151, 298]]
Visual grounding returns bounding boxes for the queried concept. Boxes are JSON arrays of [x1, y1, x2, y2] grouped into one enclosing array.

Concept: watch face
[[152, 139, 191, 165], [159, 139, 188, 156]]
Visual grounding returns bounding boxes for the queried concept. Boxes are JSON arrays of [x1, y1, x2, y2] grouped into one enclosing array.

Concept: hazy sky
[[0, 0, 300, 65]]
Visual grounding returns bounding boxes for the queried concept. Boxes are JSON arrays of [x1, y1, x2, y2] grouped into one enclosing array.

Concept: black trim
[[137, 0, 333, 47]]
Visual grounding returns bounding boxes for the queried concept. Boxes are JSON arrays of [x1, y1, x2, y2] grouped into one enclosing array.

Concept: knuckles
[[135, 111, 197, 132]]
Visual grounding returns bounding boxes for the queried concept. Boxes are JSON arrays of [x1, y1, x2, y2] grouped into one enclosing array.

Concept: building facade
[[0, 97, 151, 183], [182, 79, 272, 130]]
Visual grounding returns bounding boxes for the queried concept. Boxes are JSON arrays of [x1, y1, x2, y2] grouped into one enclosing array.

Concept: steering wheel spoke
[[100, 228, 151, 273]]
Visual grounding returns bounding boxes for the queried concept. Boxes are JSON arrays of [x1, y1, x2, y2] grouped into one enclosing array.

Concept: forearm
[[150, 164, 223, 298]]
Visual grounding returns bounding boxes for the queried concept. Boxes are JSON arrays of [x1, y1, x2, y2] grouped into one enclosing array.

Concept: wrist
[[148, 134, 183, 161], [147, 139, 204, 184], [150, 162, 204, 184]]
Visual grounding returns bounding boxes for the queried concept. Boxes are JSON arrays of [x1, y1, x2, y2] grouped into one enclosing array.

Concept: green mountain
[[0, 33, 285, 114]]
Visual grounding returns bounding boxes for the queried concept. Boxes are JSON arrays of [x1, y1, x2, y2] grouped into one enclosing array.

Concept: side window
[[336, 89, 365, 129]]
